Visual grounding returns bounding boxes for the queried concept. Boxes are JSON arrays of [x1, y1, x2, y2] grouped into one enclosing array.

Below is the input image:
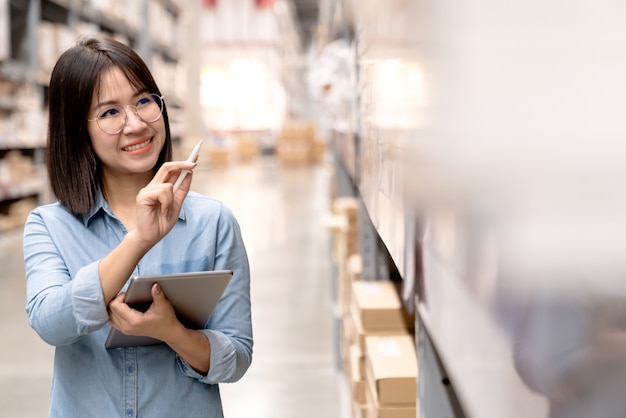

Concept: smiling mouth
[[122, 138, 151, 152]]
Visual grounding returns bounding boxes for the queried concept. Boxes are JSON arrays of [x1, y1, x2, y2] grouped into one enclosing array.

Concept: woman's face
[[87, 66, 166, 182]]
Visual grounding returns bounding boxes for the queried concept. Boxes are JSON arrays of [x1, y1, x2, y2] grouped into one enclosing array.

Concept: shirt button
[[127, 365, 135, 374], [126, 408, 134, 417]]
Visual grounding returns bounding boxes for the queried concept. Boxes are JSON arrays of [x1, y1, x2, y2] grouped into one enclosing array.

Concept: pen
[[173, 139, 203, 192]]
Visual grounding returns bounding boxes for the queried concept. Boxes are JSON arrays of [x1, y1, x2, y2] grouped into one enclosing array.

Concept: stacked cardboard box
[[350, 343, 368, 418], [0, 83, 45, 148], [0, 150, 36, 181], [351, 281, 407, 337], [364, 335, 417, 418], [236, 134, 259, 163], [276, 122, 325, 165], [345, 281, 415, 418], [325, 192, 417, 417], [332, 197, 359, 264], [0, 196, 37, 232], [37, 22, 75, 80], [207, 147, 231, 167], [341, 255, 362, 369], [330, 197, 360, 321], [323, 197, 359, 302], [276, 122, 310, 165]]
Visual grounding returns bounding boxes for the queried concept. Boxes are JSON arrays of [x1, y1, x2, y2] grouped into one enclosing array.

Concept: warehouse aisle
[[195, 155, 348, 418], [0, 153, 347, 417]]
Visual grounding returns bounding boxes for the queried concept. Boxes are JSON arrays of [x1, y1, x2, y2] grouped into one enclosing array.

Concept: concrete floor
[[0, 154, 349, 417]]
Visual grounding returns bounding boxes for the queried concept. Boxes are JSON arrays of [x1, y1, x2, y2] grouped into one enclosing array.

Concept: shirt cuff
[[177, 330, 236, 384]]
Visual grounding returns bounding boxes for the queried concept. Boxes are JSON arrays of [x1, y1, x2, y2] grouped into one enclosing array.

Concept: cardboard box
[[336, 255, 359, 314], [351, 281, 406, 332], [353, 399, 368, 418], [332, 197, 359, 259], [332, 197, 359, 230], [37, 22, 58, 76], [350, 344, 367, 404], [208, 147, 231, 166], [365, 380, 416, 418], [333, 197, 359, 220], [339, 254, 363, 317], [277, 121, 316, 166], [337, 226, 359, 254], [350, 304, 408, 354], [236, 135, 258, 162], [350, 343, 365, 378], [0, 197, 37, 232], [347, 255, 362, 281], [277, 144, 309, 165], [365, 335, 417, 407], [279, 121, 316, 143], [343, 307, 355, 343]]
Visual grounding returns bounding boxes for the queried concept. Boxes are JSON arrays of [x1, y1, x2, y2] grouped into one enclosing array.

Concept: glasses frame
[[87, 94, 165, 135]]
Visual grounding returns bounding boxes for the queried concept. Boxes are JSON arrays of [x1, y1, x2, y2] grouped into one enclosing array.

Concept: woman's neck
[[102, 171, 153, 230]]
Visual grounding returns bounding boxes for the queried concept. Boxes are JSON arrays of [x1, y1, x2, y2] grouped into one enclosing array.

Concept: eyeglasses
[[88, 94, 164, 135]]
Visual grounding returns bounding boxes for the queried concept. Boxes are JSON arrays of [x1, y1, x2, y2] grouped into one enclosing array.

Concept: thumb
[[152, 283, 164, 301]]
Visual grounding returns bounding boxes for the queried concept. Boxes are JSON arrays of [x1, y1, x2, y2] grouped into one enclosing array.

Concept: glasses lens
[[92, 95, 164, 134], [97, 106, 126, 135], [136, 94, 164, 123]]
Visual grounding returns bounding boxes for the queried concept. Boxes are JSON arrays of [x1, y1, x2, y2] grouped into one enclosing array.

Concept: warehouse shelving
[[321, 0, 605, 417], [319, 0, 468, 417]]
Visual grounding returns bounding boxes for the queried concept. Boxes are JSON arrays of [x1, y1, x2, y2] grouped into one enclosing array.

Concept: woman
[[23, 36, 252, 417]]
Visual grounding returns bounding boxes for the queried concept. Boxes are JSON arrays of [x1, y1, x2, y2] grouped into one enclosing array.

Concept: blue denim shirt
[[23, 191, 253, 418]]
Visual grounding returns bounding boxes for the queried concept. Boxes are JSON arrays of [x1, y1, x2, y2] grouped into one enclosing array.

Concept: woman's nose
[[122, 106, 147, 132]]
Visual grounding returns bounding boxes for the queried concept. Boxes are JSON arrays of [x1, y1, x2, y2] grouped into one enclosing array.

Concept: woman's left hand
[[108, 283, 184, 342]]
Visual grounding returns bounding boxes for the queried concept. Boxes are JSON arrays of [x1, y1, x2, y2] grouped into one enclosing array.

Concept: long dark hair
[[47, 36, 173, 216]]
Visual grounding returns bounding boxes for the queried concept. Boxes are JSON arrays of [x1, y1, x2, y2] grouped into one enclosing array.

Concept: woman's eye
[[100, 107, 122, 119], [136, 96, 152, 107]]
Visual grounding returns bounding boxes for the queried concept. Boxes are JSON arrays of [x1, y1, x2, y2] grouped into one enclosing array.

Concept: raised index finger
[[150, 161, 197, 186]]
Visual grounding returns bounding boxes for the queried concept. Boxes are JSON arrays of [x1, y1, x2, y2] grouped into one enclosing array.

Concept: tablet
[[105, 270, 233, 349]]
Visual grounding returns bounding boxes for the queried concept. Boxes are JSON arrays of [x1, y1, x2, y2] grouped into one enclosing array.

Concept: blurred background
[[3, 1, 626, 417]]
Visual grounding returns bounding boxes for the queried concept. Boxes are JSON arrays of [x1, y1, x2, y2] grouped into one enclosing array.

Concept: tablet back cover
[[105, 270, 233, 349]]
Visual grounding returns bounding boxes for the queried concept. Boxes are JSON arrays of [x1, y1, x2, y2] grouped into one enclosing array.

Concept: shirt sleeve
[[177, 203, 253, 383], [24, 210, 109, 346], [176, 329, 236, 383]]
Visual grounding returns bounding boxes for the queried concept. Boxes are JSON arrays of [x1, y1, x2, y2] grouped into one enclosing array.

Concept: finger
[[137, 183, 174, 218], [172, 171, 194, 203], [151, 283, 165, 302], [135, 183, 174, 221], [108, 292, 126, 310], [155, 184, 173, 215], [151, 161, 197, 185], [108, 294, 126, 325]]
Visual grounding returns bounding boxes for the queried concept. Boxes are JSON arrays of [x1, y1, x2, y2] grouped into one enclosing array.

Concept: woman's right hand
[[131, 161, 197, 249]]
